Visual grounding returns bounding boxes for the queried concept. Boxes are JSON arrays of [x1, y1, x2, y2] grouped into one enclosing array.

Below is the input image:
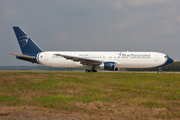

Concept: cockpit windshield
[[164, 55, 169, 58]]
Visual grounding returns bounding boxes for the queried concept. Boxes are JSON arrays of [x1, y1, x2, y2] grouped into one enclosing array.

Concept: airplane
[[8, 26, 174, 73]]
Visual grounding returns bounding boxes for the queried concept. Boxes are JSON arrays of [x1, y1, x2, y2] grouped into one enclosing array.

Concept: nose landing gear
[[158, 67, 162, 73]]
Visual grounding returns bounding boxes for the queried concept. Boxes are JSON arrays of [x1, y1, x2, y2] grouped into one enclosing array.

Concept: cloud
[[52, 32, 68, 43], [3, 0, 19, 18], [127, 0, 168, 6], [112, 1, 122, 10], [44, 32, 68, 50], [177, 16, 180, 21]]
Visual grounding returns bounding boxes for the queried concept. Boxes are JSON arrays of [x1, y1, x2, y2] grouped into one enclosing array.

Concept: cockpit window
[[165, 55, 169, 58]]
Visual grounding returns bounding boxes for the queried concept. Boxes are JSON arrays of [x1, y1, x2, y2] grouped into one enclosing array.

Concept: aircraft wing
[[8, 52, 35, 59], [54, 54, 103, 66]]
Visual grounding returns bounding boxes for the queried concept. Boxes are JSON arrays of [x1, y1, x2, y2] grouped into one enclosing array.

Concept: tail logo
[[19, 36, 29, 47]]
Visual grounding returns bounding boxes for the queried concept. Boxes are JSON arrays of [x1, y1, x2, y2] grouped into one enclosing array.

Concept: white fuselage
[[36, 51, 167, 69]]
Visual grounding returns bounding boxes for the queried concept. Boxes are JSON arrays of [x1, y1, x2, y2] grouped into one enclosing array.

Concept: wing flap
[[8, 52, 35, 59]]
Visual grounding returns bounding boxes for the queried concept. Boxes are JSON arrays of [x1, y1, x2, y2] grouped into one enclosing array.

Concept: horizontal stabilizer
[[8, 52, 35, 59]]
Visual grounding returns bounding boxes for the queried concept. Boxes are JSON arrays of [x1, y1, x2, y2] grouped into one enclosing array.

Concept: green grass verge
[[0, 71, 180, 118]]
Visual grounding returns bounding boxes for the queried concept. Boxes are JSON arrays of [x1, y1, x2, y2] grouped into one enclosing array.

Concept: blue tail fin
[[13, 26, 43, 55]]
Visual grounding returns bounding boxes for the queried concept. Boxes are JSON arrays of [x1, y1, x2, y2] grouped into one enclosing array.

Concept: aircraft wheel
[[91, 69, 97, 72], [86, 69, 97, 72]]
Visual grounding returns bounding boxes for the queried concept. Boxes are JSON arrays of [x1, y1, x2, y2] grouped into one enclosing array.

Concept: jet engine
[[100, 62, 118, 71]]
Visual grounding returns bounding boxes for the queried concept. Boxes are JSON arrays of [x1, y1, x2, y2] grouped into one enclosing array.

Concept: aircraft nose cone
[[167, 57, 174, 65]]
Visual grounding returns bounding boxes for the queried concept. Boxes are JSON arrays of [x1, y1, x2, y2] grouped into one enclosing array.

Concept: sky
[[1, 0, 180, 66]]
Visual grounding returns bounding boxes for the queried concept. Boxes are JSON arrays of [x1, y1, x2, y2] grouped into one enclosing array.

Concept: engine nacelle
[[100, 62, 118, 71]]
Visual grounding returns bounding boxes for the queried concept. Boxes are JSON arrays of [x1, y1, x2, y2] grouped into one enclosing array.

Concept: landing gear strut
[[85, 67, 97, 72], [158, 67, 162, 73]]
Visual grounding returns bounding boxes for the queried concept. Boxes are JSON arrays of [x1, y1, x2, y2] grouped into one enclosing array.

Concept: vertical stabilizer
[[13, 26, 43, 55]]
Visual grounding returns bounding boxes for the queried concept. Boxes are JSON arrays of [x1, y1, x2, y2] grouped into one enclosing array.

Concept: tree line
[[126, 62, 180, 71]]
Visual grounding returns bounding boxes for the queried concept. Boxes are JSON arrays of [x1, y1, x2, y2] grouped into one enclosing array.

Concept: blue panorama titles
[[119, 53, 151, 58]]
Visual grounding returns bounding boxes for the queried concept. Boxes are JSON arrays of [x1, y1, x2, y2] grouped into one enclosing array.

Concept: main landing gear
[[85, 68, 97, 72]]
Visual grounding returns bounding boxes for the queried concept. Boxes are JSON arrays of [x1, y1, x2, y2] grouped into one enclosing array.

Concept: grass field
[[0, 71, 180, 119]]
